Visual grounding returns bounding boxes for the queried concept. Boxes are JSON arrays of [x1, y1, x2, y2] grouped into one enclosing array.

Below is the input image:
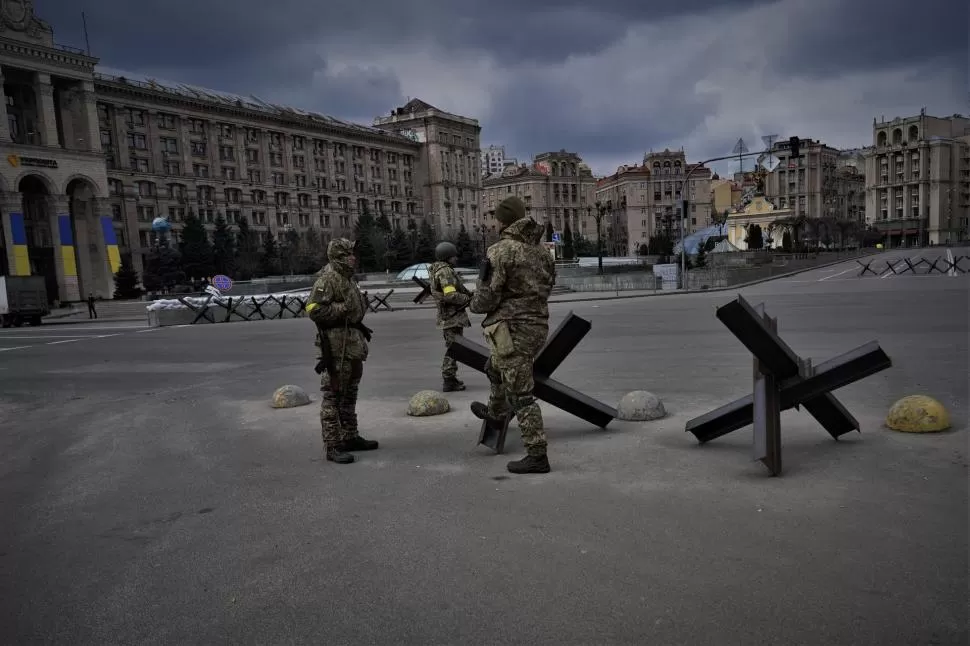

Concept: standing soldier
[[429, 241, 474, 392], [305, 238, 379, 465], [469, 196, 557, 474]]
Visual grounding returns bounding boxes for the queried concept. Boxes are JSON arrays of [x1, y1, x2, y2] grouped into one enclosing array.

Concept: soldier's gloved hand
[[359, 323, 373, 342], [314, 359, 326, 375]]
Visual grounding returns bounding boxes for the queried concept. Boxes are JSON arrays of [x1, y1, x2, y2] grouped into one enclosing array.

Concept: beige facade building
[[643, 149, 713, 236], [594, 164, 651, 256], [0, 5, 113, 303], [864, 112, 970, 245], [764, 138, 842, 220], [710, 176, 740, 218], [374, 99, 481, 239], [481, 150, 598, 243], [96, 77, 426, 269]]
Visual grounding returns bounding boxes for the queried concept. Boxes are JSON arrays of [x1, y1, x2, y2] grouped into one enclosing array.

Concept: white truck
[[0, 275, 49, 327]]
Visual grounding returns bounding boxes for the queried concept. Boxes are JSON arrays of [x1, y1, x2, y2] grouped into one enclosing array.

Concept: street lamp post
[[593, 201, 608, 274]]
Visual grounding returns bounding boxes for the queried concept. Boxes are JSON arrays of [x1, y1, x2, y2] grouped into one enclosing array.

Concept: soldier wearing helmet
[[305, 238, 378, 465], [469, 196, 557, 475], [429, 240, 474, 391]]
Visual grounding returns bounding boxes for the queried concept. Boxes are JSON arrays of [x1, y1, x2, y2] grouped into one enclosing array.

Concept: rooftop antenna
[[81, 11, 91, 55]]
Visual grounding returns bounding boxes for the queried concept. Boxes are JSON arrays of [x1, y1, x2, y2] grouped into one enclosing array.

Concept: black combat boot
[[326, 446, 355, 464], [470, 401, 508, 427], [341, 435, 379, 451], [507, 453, 551, 474], [443, 378, 466, 392]]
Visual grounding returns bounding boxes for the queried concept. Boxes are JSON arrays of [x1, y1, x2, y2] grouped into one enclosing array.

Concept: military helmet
[[434, 241, 458, 261]]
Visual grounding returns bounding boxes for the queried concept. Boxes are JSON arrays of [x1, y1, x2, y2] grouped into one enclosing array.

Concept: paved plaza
[[0, 249, 967, 645]]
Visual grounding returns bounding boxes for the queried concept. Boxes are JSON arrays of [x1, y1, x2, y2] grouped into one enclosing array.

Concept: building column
[[32, 72, 61, 148], [0, 71, 10, 143], [95, 198, 121, 298], [1, 191, 30, 275], [47, 195, 81, 302], [78, 80, 102, 154]]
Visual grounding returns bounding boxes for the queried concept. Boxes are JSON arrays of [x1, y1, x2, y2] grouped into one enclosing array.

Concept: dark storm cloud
[[487, 71, 721, 159], [772, 0, 966, 78], [34, 0, 967, 176]]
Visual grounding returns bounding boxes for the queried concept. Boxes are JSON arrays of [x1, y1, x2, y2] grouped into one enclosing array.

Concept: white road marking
[[818, 266, 856, 282], [0, 345, 32, 352], [0, 335, 91, 339], [136, 328, 160, 333], [38, 325, 147, 331], [46, 339, 81, 345], [946, 248, 956, 277]]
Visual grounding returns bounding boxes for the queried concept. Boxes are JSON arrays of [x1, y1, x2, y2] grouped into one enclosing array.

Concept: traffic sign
[[552, 232, 561, 243], [212, 274, 233, 291]]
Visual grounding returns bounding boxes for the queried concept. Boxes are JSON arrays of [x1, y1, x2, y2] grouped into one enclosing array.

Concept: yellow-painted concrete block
[[886, 395, 951, 433]]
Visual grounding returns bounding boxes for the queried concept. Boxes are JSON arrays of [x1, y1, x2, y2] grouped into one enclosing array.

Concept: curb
[[41, 316, 146, 326]]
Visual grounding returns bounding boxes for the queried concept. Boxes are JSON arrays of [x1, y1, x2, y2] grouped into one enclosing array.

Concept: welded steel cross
[[685, 295, 892, 476], [446, 311, 618, 453]]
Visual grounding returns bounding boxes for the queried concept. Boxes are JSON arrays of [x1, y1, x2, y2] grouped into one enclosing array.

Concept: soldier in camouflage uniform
[[428, 241, 474, 392], [305, 238, 379, 465], [469, 196, 557, 474]]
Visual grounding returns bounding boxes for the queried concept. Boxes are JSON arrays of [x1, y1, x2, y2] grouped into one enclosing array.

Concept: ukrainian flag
[[9, 213, 30, 276], [100, 216, 122, 275], [58, 215, 78, 277]]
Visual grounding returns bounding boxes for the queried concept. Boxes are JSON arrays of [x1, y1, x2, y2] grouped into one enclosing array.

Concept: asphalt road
[[0, 248, 967, 645]]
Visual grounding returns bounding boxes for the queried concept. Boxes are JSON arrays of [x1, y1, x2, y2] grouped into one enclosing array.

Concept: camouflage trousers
[[320, 358, 364, 448], [483, 320, 549, 456], [441, 327, 464, 380]]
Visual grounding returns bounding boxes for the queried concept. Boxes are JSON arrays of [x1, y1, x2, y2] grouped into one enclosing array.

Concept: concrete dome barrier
[[886, 395, 950, 433]]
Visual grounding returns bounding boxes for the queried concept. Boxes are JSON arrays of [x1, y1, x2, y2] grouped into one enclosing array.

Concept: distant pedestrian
[[87, 293, 98, 319]]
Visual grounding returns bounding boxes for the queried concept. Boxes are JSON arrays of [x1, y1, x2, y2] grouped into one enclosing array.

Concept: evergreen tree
[[354, 203, 379, 272], [259, 234, 281, 277], [544, 220, 554, 242], [234, 217, 259, 280], [745, 224, 764, 250], [455, 223, 475, 267], [388, 228, 413, 270], [415, 219, 436, 262], [562, 221, 575, 259], [212, 214, 235, 276], [142, 244, 183, 294], [704, 236, 717, 252], [406, 218, 419, 264], [781, 229, 793, 252], [299, 227, 326, 274], [179, 212, 215, 280], [694, 242, 708, 268], [280, 228, 301, 274], [113, 253, 143, 299], [573, 234, 595, 257]]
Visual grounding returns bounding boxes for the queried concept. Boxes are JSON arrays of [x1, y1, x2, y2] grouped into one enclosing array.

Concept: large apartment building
[[763, 138, 843, 220], [591, 151, 714, 256], [480, 150, 598, 242], [864, 111, 970, 245], [480, 144, 516, 177], [374, 99, 482, 238], [0, 2, 481, 302], [97, 76, 425, 256], [593, 164, 649, 256]]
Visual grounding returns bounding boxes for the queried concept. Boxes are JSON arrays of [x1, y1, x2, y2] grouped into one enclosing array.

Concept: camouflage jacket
[[469, 217, 556, 327], [306, 258, 369, 362], [429, 260, 472, 329]]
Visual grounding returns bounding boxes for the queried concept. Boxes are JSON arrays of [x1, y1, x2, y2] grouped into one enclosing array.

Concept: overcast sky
[[41, 0, 966, 177]]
